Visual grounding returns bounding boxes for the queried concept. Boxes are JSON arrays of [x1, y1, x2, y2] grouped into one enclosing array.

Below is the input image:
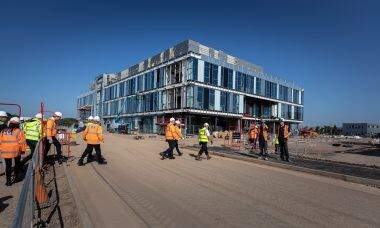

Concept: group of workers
[[248, 118, 291, 162], [160, 118, 213, 161], [0, 110, 64, 186]]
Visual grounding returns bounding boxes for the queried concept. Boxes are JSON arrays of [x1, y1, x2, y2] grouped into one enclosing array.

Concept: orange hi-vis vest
[[0, 128, 27, 159], [277, 125, 289, 139], [82, 123, 103, 145], [258, 124, 269, 141], [46, 118, 57, 138], [165, 123, 177, 140], [249, 127, 258, 139], [174, 126, 182, 140]]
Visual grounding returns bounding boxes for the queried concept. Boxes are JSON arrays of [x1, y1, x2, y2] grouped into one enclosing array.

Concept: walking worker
[[174, 120, 183, 156], [249, 124, 258, 152], [0, 117, 26, 186], [159, 117, 178, 160], [195, 123, 212, 160], [258, 121, 269, 160], [278, 118, 291, 162], [44, 111, 64, 164], [77, 116, 106, 166], [22, 113, 42, 164], [85, 116, 95, 161]]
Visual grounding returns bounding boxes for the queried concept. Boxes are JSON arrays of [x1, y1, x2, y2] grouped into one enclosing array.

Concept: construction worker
[[44, 111, 64, 164], [258, 121, 269, 160], [0, 117, 26, 186], [249, 124, 258, 152], [273, 134, 280, 154], [195, 123, 212, 160], [77, 116, 106, 165], [22, 113, 42, 164], [174, 120, 183, 156], [0, 111, 8, 131], [278, 118, 291, 162], [159, 118, 178, 160], [85, 116, 95, 161], [0, 111, 9, 173]]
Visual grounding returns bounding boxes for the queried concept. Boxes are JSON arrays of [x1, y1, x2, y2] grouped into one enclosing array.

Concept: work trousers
[[198, 142, 209, 156], [80, 144, 103, 163], [259, 140, 268, 157], [174, 140, 181, 154], [279, 139, 289, 160], [44, 136, 62, 160], [4, 156, 21, 179], [23, 139, 38, 164], [164, 140, 176, 158]]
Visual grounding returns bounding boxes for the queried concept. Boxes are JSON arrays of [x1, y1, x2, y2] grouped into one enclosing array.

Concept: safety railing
[[12, 139, 44, 228]]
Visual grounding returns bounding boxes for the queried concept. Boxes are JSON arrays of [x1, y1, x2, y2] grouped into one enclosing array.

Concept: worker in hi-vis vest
[[22, 113, 42, 165], [0, 117, 26, 186], [195, 123, 213, 161], [77, 116, 106, 166]]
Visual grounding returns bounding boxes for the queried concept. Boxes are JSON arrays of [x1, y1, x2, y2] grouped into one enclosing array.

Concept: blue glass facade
[[78, 40, 304, 133]]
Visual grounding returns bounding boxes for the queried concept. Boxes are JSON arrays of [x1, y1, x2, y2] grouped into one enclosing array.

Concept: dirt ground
[[0, 151, 81, 228]]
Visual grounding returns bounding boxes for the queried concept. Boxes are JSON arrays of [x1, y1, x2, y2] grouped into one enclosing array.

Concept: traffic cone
[[35, 169, 48, 203]]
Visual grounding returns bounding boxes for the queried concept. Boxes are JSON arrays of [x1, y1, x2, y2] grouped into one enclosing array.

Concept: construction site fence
[[12, 139, 43, 228]]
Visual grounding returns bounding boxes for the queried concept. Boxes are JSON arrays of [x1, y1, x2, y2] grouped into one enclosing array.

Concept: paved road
[[66, 134, 380, 228]]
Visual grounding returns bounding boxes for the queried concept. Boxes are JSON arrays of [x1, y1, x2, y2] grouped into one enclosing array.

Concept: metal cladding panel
[[239, 95, 243, 113], [198, 60, 205, 82], [215, 90, 221, 111]]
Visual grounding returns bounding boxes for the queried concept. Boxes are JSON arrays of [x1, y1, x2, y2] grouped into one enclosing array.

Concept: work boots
[[5, 177, 12, 186], [206, 155, 211, 160], [77, 159, 84, 166], [195, 155, 201, 161]]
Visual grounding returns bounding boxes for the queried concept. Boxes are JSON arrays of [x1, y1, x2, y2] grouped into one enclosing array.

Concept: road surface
[[65, 133, 380, 228]]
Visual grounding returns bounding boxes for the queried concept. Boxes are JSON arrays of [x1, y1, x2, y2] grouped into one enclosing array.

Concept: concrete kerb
[[208, 150, 380, 187], [63, 163, 95, 228]]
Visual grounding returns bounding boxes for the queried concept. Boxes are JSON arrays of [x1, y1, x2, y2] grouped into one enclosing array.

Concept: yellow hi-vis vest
[[199, 127, 208, 143], [24, 118, 42, 141]]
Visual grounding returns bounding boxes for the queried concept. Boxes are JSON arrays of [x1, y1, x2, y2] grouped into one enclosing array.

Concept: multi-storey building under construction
[[77, 39, 304, 134]]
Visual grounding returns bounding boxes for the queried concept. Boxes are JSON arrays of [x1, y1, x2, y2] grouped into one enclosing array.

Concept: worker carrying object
[[159, 117, 180, 160]]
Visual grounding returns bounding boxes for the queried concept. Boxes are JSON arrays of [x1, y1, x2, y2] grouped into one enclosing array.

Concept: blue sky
[[0, 0, 379, 126]]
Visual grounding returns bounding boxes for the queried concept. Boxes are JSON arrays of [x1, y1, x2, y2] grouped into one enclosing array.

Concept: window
[[256, 78, 262, 95], [236, 72, 246, 92], [195, 86, 203, 109], [279, 85, 289, 101], [188, 58, 198, 80], [293, 89, 300, 103], [221, 67, 233, 89], [186, 86, 194, 108], [265, 81, 277, 99], [209, 89, 215, 110], [245, 75, 254, 94], [220, 91, 227, 112]]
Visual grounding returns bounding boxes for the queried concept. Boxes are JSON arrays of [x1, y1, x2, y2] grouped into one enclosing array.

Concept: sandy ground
[[0, 150, 81, 228], [64, 133, 380, 228]]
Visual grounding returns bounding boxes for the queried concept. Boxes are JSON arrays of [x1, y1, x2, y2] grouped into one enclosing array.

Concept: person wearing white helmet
[[159, 117, 179, 160], [44, 111, 64, 164], [258, 120, 269, 160], [0, 117, 27, 186], [195, 123, 212, 160], [21, 113, 43, 165], [173, 120, 183, 156], [78, 116, 106, 166], [278, 118, 291, 162], [0, 111, 9, 131]]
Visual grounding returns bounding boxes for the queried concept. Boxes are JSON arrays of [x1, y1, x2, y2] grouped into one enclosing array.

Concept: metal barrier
[[12, 140, 43, 228]]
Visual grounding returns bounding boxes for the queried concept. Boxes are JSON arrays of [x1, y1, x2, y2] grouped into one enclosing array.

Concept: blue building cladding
[[79, 40, 304, 134]]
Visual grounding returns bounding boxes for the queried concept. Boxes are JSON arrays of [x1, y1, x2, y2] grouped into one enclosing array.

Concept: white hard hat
[[93, 116, 100, 122], [10, 117, 20, 124], [204, 123, 209, 127], [170, 117, 175, 122], [54, 111, 62, 117], [20, 117, 24, 121], [175, 120, 180, 124], [279, 118, 285, 122], [35, 113, 42, 119], [0, 111, 7, 117], [88, 116, 94, 120]]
